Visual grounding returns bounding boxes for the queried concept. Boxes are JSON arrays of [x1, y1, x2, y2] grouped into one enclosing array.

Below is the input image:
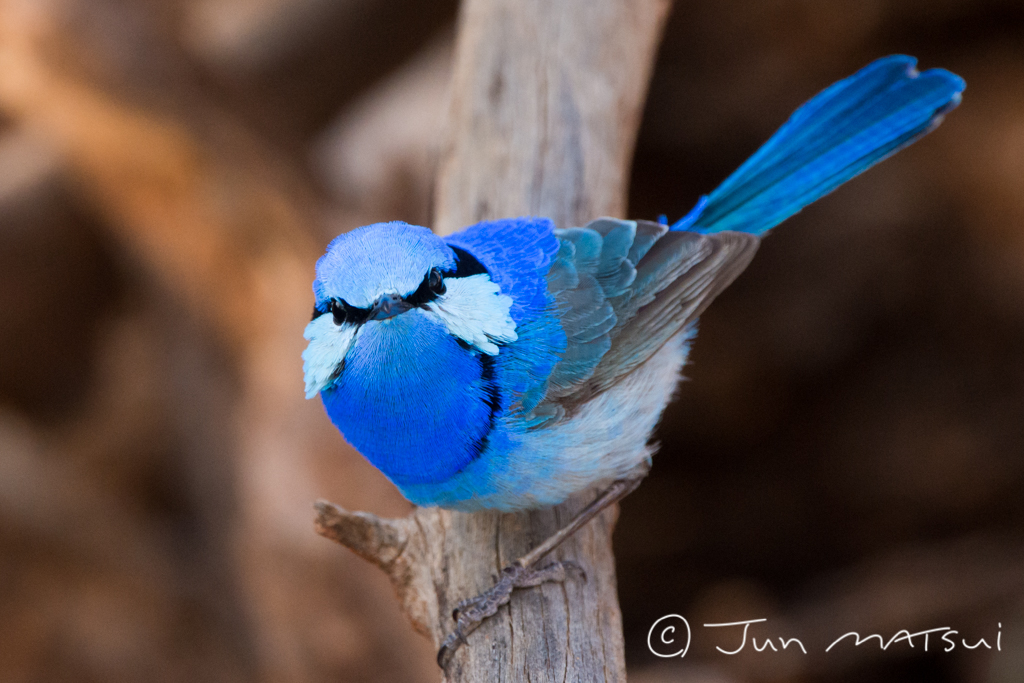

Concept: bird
[[302, 55, 964, 665]]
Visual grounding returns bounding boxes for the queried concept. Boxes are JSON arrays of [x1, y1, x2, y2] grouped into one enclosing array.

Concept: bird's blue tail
[[671, 55, 965, 235]]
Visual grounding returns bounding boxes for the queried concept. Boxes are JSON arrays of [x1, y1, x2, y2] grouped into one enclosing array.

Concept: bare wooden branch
[[313, 500, 409, 568], [435, 0, 673, 235], [430, 0, 672, 679], [314, 502, 441, 639]]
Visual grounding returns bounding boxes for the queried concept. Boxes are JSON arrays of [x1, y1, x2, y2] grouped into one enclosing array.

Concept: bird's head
[[302, 221, 517, 398]]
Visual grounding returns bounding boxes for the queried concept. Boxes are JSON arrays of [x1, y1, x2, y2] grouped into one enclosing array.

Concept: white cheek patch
[[424, 274, 517, 355], [302, 315, 359, 398]]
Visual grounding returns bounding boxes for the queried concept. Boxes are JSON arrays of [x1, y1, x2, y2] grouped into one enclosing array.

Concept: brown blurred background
[[0, 0, 1021, 682]]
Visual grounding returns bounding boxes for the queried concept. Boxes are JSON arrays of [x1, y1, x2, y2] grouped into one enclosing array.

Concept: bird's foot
[[437, 560, 584, 668], [435, 472, 646, 670]]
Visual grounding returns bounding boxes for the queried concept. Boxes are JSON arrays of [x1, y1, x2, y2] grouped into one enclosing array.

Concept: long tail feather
[[673, 55, 965, 235]]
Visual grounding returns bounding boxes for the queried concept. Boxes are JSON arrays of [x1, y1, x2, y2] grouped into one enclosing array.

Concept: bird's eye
[[427, 268, 446, 296], [330, 300, 347, 325]]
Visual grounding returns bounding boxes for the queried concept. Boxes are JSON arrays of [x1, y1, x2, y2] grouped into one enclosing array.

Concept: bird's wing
[[528, 218, 758, 424]]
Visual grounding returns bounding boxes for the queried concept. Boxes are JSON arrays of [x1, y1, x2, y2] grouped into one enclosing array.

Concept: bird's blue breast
[[322, 309, 501, 487]]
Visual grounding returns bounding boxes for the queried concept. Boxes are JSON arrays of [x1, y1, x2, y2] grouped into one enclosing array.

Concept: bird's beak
[[370, 293, 412, 320]]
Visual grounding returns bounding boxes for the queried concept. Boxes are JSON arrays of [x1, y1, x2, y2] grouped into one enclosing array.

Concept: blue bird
[[303, 55, 963, 663]]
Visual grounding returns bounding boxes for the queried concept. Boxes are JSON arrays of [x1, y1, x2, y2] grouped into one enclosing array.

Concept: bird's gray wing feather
[[529, 218, 758, 424]]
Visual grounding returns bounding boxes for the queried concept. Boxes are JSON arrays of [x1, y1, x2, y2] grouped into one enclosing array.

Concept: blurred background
[[0, 0, 1021, 682]]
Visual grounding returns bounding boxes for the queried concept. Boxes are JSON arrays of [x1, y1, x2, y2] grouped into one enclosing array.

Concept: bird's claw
[[437, 560, 584, 669]]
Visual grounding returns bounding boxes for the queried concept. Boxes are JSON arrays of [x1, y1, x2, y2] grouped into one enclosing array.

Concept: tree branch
[[314, 500, 410, 569]]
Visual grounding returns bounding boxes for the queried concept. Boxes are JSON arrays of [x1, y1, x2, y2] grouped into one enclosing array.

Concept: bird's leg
[[437, 471, 647, 668]]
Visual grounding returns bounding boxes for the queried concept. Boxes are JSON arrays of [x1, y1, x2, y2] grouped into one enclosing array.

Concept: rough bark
[[317, 0, 672, 680]]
